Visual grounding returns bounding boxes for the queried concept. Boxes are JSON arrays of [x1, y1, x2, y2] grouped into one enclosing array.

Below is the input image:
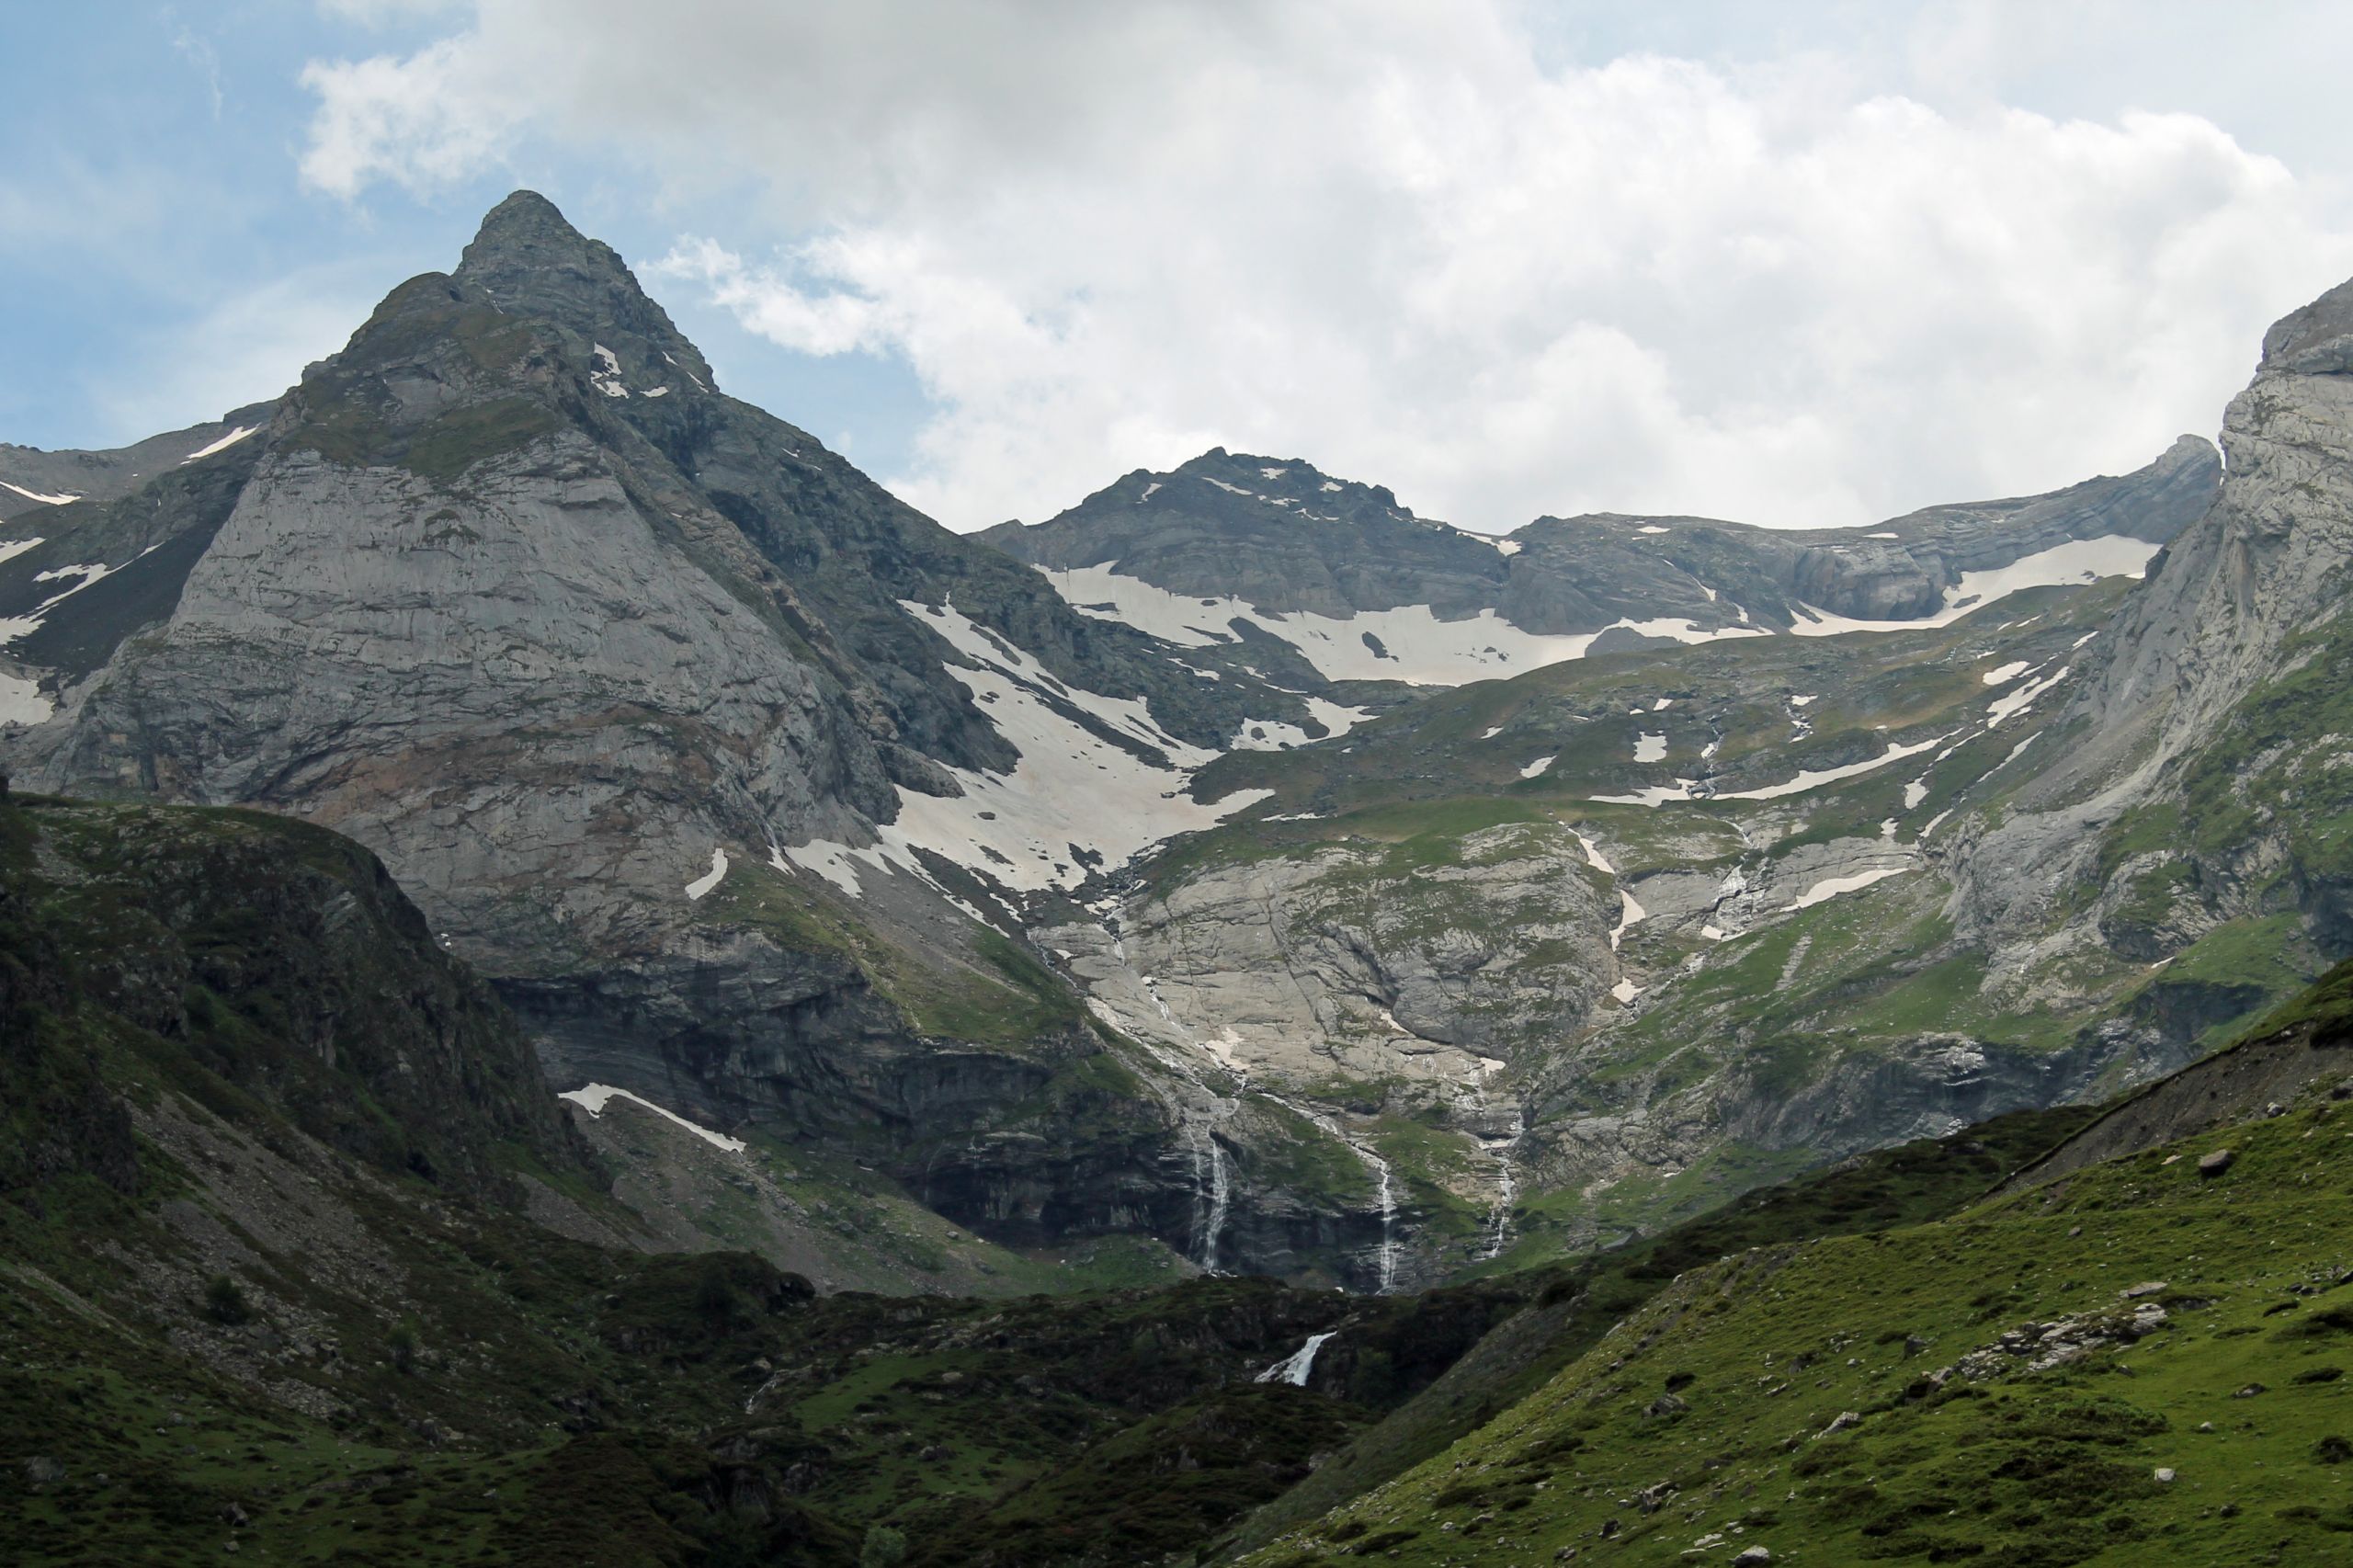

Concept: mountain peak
[[452, 189, 715, 389]]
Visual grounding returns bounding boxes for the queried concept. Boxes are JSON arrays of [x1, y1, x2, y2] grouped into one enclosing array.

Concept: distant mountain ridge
[[983, 437, 2218, 684]]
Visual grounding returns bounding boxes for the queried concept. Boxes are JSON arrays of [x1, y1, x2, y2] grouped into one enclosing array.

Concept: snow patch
[[1633, 732, 1667, 764], [181, 424, 259, 463], [589, 344, 630, 397], [1716, 733, 1952, 802], [1228, 698, 1374, 753], [560, 1084, 745, 1153], [685, 847, 730, 900], [1590, 780, 1699, 808], [0, 482, 78, 506], [1519, 754, 1554, 779], [0, 671, 51, 727], [1036, 563, 1758, 687], [1989, 664, 2071, 725], [1982, 661, 2031, 686], [1788, 864, 1911, 910]]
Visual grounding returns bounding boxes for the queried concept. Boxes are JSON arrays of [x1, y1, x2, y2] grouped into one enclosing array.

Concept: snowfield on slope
[[1036, 537, 2147, 686], [1036, 562, 1761, 685], [776, 601, 1270, 896]]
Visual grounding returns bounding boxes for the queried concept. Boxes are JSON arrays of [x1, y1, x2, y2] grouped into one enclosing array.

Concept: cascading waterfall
[[1260, 1088, 1400, 1294], [1190, 1125, 1233, 1273], [1097, 923, 1402, 1290], [1482, 1119, 1522, 1261], [1255, 1330, 1337, 1387], [1106, 926, 1245, 1275]]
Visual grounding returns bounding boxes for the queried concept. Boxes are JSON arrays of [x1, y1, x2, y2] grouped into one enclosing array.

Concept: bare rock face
[[2094, 277, 2353, 751], [1067, 821, 1619, 1093], [1947, 268, 2353, 968]]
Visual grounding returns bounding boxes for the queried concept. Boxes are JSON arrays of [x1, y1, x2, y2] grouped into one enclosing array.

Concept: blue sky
[[0, 2, 926, 469], [7, 3, 2353, 533]]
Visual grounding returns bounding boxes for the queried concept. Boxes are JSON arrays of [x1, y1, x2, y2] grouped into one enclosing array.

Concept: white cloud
[[94, 265, 384, 439], [301, 0, 2353, 530]]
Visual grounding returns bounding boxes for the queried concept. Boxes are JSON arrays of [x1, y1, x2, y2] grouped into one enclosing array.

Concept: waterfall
[[1482, 1148, 1517, 1260], [1472, 1092, 1526, 1263], [1255, 1330, 1337, 1387], [1191, 1125, 1233, 1273], [1260, 1088, 1400, 1294]]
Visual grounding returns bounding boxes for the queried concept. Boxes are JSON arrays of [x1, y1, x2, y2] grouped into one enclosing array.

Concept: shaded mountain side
[[0, 425, 267, 685], [0, 785, 581, 1201], [1992, 955, 2353, 1195]]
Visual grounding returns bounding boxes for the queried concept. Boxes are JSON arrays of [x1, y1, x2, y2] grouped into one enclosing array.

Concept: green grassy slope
[[1241, 979, 2353, 1568], [1218, 1106, 2097, 1560]]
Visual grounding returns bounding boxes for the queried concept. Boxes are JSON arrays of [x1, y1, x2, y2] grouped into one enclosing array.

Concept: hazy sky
[[7, 1, 2353, 532]]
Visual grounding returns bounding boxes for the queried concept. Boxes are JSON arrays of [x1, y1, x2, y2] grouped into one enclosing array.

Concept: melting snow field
[[0, 482, 80, 506], [684, 847, 730, 900], [560, 1084, 745, 1153], [1988, 665, 2072, 725], [1788, 864, 1913, 910], [1633, 732, 1667, 763], [1519, 754, 1555, 778], [1229, 697, 1373, 751], [181, 425, 259, 463], [1039, 563, 1761, 686], [778, 602, 1272, 898], [0, 671, 50, 727], [1718, 733, 1951, 801], [1590, 733, 1949, 809], [1790, 535, 2158, 637]]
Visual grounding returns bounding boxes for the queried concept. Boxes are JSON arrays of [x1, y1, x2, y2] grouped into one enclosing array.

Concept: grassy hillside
[[1238, 974, 2353, 1567]]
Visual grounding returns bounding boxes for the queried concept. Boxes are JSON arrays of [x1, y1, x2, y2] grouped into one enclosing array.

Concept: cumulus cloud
[[299, 0, 2353, 529]]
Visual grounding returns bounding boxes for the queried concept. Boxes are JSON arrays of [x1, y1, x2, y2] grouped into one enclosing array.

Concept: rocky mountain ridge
[[981, 435, 2218, 686]]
